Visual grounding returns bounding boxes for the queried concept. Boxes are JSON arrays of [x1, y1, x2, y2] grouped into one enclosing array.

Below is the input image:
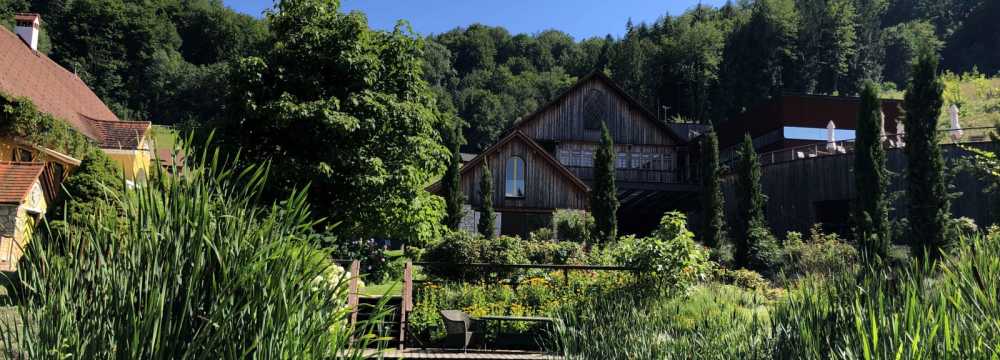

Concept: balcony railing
[[728, 126, 997, 168], [565, 165, 685, 184]]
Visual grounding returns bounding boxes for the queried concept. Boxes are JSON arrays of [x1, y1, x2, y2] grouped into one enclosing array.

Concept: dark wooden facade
[[721, 143, 999, 237], [461, 133, 590, 212], [430, 72, 698, 237]]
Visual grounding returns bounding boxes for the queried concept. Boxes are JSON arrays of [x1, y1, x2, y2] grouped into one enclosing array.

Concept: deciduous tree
[[225, 0, 448, 242]]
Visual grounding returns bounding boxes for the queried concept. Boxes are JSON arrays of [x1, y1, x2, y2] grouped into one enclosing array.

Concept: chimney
[[14, 13, 41, 51]]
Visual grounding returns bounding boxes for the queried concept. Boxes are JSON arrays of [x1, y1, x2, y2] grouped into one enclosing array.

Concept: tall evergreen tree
[[904, 51, 949, 259], [478, 163, 495, 239], [592, 122, 619, 243], [854, 81, 890, 260], [701, 127, 726, 249], [735, 134, 778, 271], [442, 123, 465, 230]]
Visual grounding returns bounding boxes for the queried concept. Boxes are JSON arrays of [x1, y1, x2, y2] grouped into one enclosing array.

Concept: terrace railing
[[727, 126, 997, 168]]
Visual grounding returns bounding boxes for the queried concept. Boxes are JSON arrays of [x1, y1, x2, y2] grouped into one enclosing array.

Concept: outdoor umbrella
[[949, 104, 963, 141], [826, 120, 837, 151]]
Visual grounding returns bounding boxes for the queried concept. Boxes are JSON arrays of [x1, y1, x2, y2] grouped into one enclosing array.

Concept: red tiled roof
[[0, 26, 150, 150], [90, 118, 150, 150], [0, 162, 44, 204]]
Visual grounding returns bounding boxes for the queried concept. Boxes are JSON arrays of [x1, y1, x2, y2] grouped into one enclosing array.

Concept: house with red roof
[[0, 13, 155, 271]]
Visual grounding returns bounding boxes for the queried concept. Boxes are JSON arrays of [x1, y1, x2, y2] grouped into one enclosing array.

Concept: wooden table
[[476, 316, 558, 350]]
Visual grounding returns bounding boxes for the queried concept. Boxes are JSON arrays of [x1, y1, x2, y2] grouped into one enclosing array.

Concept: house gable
[[514, 71, 682, 146], [430, 131, 589, 212]]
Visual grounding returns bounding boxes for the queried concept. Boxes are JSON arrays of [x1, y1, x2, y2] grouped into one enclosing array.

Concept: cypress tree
[[478, 164, 495, 239], [904, 51, 949, 260], [442, 123, 465, 230], [735, 134, 778, 271], [701, 127, 726, 249], [592, 122, 619, 243], [854, 81, 891, 260]]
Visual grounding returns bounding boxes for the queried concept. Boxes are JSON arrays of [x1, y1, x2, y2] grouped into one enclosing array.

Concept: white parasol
[[949, 104, 963, 141]]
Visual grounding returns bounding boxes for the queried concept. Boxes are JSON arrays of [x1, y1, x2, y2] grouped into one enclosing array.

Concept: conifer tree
[[904, 51, 949, 259], [592, 122, 619, 243], [478, 164, 495, 239], [735, 134, 778, 271], [854, 81, 890, 260], [701, 127, 726, 249], [442, 123, 465, 230]]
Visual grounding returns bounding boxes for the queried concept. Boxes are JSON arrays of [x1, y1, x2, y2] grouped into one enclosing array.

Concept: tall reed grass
[[551, 234, 1000, 359], [0, 149, 383, 359]]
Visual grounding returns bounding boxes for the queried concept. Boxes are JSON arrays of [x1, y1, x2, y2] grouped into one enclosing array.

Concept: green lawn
[[883, 74, 1000, 130], [151, 125, 179, 150]]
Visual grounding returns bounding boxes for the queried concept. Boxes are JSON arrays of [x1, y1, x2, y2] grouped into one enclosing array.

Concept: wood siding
[[519, 78, 677, 146], [721, 143, 999, 237], [462, 137, 588, 211]]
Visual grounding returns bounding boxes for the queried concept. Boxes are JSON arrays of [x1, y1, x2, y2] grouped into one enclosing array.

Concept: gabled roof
[[0, 26, 151, 150], [510, 70, 686, 144], [428, 130, 590, 194], [0, 162, 44, 205], [90, 118, 151, 150]]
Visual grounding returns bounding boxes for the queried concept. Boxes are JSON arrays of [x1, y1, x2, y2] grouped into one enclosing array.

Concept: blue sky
[[222, 0, 728, 40]]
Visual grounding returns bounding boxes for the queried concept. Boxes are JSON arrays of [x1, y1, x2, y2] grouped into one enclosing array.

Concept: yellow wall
[[0, 180, 46, 271], [106, 148, 152, 181]]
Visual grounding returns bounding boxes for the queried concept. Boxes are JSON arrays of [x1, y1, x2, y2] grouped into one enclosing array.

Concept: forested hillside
[[424, 0, 999, 150], [0, 0, 266, 125]]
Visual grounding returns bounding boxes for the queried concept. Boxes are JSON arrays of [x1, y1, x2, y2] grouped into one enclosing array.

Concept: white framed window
[[616, 152, 627, 169], [505, 157, 525, 198]]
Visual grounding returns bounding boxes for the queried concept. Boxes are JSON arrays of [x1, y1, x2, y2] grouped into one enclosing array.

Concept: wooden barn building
[[430, 72, 702, 237]]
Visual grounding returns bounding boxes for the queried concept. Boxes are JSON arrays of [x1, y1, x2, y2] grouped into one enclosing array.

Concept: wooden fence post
[[348, 260, 360, 328], [399, 261, 413, 350]]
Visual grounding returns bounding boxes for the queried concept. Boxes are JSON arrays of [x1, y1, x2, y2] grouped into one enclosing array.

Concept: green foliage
[[735, 134, 780, 273], [524, 241, 583, 265], [550, 283, 774, 359], [883, 20, 943, 87], [794, 0, 857, 94], [613, 212, 711, 289], [554, 230, 1000, 359], [477, 163, 495, 238], [700, 127, 726, 249], [853, 81, 890, 260], [411, 270, 633, 346], [442, 123, 465, 230], [49, 149, 121, 227], [904, 51, 950, 259], [0, 148, 382, 358], [224, 0, 448, 243], [780, 225, 858, 281], [423, 231, 528, 280], [39, 0, 265, 122], [591, 122, 618, 243], [0, 92, 92, 158], [551, 209, 594, 243], [527, 227, 554, 242]]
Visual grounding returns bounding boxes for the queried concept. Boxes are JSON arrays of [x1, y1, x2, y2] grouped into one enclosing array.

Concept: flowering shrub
[[613, 212, 711, 289]]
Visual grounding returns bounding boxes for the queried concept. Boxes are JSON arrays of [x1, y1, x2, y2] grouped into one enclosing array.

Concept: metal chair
[[439, 310, 477, 351]]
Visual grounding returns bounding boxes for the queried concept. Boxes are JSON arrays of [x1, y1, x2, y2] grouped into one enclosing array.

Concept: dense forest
[[2, 0, 997, 151], [0, 0, 997, 241]]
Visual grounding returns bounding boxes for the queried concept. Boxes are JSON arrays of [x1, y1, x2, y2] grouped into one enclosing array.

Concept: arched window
[[505, 157, 525, 198]]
